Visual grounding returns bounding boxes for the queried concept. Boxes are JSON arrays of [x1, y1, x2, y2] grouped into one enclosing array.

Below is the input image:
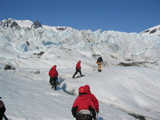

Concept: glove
[[96, 109, 99, 113], [89, 106, 96, 120], [71, 106, 78, 118]]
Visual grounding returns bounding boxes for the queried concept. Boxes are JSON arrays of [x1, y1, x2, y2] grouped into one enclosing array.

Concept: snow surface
[[0, 19, 160, 120]]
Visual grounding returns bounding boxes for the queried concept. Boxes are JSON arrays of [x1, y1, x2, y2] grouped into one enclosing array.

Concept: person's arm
[[56, 70, 58, 77], [71, 106, 78, 117], [92, 94, 99, 113], [89, 106, 96, 120]]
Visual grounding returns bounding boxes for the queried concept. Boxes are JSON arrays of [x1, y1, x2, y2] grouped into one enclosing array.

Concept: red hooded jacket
[[76, 60, 81, 70], [49, 65, 58, 78], [84, 85, 99, 113], [72, 86, 95, 112]]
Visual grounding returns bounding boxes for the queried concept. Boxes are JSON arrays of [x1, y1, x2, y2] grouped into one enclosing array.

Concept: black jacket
[[97, 57, 103, 63], [0, 100, 6, 119]]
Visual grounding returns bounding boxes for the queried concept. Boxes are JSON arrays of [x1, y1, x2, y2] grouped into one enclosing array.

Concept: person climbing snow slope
[[71, 86, 96, 120], [49, 65, 59, 90]]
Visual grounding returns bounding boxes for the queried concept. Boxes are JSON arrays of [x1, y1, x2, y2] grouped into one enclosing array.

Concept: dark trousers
[[0, 113, 4, 120], [0, 105, 6, 120], [72, 69, 82, 78], [76, 113, 93, 120], [0, 114, 8, 120], [0, 115, 3, 120], [49, 76, 58, 90]]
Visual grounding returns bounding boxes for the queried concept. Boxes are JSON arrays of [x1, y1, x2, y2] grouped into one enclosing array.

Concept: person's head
[[0, 97, 1, 99], [78, 86, 86, 95], [52, 65, 56, 69], [84, 84, 91, 94]]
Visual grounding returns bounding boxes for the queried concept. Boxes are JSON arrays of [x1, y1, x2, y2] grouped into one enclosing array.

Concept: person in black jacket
[[0, 97, 6, 120], [96, 56, 103, 72]]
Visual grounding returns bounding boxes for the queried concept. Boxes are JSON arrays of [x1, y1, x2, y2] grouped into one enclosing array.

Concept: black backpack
[[97, 57, 103, 63]]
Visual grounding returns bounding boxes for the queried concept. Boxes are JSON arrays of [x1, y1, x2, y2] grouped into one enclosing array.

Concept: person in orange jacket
[[72, 60, 83, 78], [84, 85, 99, 113], [96, 56, 103, 72], [49, 65, 58, 90]]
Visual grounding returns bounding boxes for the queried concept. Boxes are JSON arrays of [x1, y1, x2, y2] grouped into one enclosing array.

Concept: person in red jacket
[[49, 65, 58, 90], [71, 86, 96, 120], [84, 85, 99, 113], [0, 97, 6, 120], [72, 60, 83, 78]]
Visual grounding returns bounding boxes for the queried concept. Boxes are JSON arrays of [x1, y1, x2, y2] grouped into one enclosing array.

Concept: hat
[[84, 85, 91, 94], [79, 86, 85, 94]]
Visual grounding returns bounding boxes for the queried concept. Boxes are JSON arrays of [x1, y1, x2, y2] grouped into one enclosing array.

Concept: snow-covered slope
[[0, 18, 160, 120], [1, 65, 160, 120]]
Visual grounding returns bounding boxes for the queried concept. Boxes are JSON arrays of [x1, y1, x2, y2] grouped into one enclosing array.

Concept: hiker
[[49, 65, 58, 90], [96, 56, 103, 72], [71, 86, 96, 120], [0, 97, 6, 120], [72, 60, 83, 78]]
